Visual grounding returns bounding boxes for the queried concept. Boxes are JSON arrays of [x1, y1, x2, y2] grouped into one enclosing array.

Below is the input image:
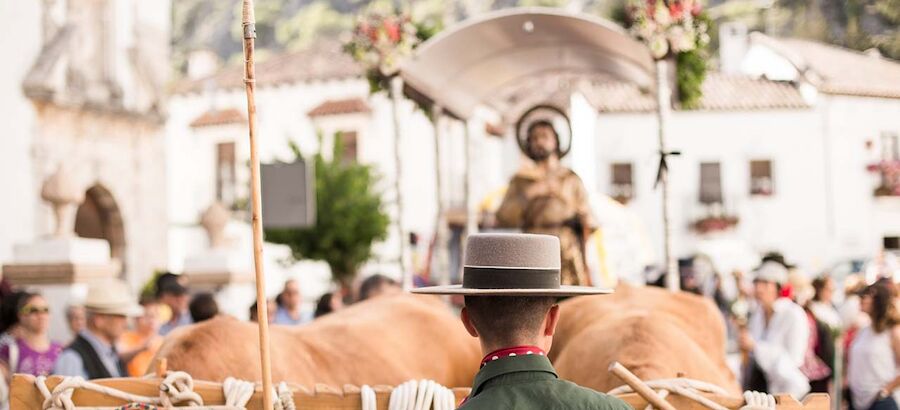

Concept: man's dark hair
[[358, 274, 398, 301], [189, 293, 219, 322], [314, 292, 335, 318], [155, 272, 188, 298], [464, 296, 557, 347]]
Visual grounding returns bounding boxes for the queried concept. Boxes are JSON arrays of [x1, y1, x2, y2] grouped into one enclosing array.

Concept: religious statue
[[495, 106, 596, 286]]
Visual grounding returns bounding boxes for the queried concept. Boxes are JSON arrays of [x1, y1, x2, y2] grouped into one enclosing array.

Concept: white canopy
[[399, 8, 655, 120]]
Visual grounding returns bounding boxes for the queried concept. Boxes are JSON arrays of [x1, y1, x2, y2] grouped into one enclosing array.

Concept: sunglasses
[[20, 306, 50, 315]]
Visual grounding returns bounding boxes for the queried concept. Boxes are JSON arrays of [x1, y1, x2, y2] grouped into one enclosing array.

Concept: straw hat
[[412, 233, 611, 296], [84, 279, 144, 317], [753, 261, 789, 285]]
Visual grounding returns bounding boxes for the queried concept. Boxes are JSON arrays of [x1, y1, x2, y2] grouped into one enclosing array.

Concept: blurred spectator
[[358, 274, 401, 301], [249, 299, 276, 324], [810, 276, 842, 331], [0, 292, 62, 376], [848, 280, 900, 410], [54, 279, 142, 379], [314, 292, 344, 319], [274, 280, 309, 325], [118, 297, 163, 377], [741, 261, 810, 399], [189, 293, 219, 323], [65, 305, 87, 342], [156, 272, 192, 336], [792, 275, 835, 394]]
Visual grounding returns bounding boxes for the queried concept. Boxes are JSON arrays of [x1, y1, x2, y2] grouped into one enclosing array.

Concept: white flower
[[654, 2, 671, 26], [668, 25, 695, 52], [649, 34, 669, 59]]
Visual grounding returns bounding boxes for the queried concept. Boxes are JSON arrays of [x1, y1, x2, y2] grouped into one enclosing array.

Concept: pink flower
[[691, 2, 702, 17], [384, 19, 401, 43], [669, 2, 684, 20]]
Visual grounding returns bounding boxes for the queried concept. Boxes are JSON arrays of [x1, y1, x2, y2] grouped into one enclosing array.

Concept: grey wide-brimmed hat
[[412, 233, 611, 296]]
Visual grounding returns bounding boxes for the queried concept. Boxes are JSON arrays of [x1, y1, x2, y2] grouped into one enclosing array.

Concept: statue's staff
[[240, 1, 275, 408]]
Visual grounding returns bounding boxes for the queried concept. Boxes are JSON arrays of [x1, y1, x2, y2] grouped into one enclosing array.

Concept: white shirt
[[848, 326, 900, 410], [809, 301, 842, 330], [748, 298, 811, 399]]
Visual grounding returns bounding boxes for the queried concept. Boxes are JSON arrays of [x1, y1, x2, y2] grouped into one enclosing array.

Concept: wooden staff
[[609, 362, 676, 410], [240, 1, 274, 409]]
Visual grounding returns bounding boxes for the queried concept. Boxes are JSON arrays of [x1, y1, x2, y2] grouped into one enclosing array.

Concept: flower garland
[[624, 0, 711, 109], [344, 11, 422, 93]]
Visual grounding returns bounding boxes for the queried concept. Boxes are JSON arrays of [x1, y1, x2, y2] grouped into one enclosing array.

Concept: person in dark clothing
[[189, 293, 219, 323]]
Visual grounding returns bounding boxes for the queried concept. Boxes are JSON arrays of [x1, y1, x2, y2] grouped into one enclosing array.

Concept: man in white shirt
[[740, 261, 811, 399]]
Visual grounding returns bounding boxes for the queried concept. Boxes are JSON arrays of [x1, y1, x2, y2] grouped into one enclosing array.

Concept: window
[[216, 142, 236, 206], [699, 162, 723, 205], [885, 236, 900, 251], [338, 131, 357, 164], [750, 160, 774, 196], [610, 163, 634, 204]]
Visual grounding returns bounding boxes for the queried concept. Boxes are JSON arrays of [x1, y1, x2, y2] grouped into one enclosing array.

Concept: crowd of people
[[0, 271, 403, 386], [1, 250, 898, 409], [678, 251, 900, 410]]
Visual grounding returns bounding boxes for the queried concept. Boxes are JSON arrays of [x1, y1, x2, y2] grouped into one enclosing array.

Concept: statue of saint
[[495, 106, 596, 286]]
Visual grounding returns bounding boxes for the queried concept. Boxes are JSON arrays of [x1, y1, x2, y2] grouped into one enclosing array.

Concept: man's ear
[[461, 307, 479, 338], [543, 305, 561, 337]]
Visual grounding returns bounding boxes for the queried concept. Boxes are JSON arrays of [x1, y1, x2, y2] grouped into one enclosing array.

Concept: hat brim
[[85, 304, 144, 317], [410, 285, 612, 296]]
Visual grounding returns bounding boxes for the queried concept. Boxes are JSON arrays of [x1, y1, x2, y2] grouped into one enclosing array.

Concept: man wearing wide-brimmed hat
[[53, 279, 143, 379], [495, 106, 596, 287], [413, 233, 629, 409]]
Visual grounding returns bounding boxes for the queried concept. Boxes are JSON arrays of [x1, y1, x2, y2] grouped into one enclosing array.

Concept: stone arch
[[75, 184, 126, 265]]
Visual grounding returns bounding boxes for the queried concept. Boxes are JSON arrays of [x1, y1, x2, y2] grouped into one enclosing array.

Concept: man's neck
[[480, 340, 543, 356], [85, 327, 113, 346]]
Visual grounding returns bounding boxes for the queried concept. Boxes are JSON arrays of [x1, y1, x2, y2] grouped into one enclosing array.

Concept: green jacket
[[459, 354, 633, 409]]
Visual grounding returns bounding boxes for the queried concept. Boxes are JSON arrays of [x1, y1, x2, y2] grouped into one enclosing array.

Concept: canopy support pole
[[431, 106, 450, 286], [389, 76, 410, 290], [656, 59, 680, 292]]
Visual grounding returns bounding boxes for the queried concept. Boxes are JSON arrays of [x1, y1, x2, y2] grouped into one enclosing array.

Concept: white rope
[[607, 378, 729, 396], [36, 376, 161, 410], [275, 382, 296, 410], [607, 377, 775, 410], [361, 385, 376, 410], [159, 371, 204, 407], [223, 378, 254, 407], [384, 379, 454, 410]]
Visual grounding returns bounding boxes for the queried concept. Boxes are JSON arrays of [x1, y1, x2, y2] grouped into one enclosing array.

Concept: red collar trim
[[480, 346, 546, 368]]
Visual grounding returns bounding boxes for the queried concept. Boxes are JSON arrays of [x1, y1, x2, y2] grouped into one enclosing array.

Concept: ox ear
[[460, 307, 480, 338], [543, 304, 561, 337]]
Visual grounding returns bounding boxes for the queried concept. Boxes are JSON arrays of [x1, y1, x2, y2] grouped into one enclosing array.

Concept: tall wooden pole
[[241, 1, 274, 408], [656, 59, 680, 292]]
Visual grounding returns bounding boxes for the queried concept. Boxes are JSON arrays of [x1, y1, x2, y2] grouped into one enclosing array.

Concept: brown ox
[[152, 294, 480, 388], [551, 284, 741, 395]]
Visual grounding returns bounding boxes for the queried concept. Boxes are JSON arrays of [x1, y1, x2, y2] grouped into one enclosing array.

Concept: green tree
[[265, 135, 389, 290]]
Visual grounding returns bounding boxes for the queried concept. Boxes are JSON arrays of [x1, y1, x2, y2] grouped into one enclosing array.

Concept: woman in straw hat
[[413, 233, 628, 409]]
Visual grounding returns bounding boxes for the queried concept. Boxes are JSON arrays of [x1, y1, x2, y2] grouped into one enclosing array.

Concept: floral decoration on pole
[[625, 0, 711, 108], [344, 11, 422, 93]]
